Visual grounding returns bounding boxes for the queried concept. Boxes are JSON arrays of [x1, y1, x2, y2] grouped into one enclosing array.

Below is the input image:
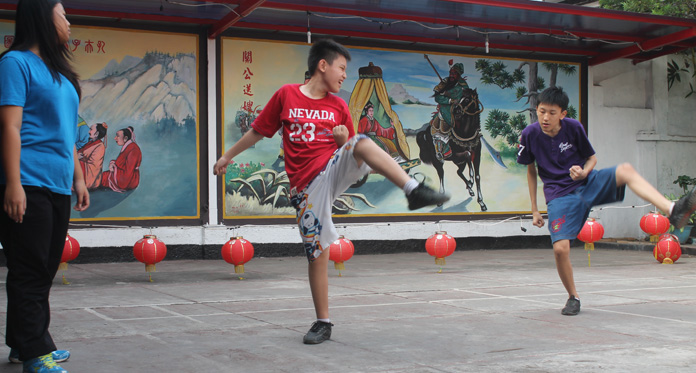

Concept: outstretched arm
[[213, 128, 265, 175], [527, 164, 544, 228]]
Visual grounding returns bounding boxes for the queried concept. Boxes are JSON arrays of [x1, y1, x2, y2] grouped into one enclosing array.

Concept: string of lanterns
[[58, 202, 686, 286]]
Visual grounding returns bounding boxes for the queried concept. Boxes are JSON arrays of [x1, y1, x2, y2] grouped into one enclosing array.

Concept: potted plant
[[667, 175, 696, 244]]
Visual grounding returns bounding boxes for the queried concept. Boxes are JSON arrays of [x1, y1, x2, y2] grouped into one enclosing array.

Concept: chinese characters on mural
[[5, 35, 107, 53], [70, 38, 107, 54], [237, 50, 259, 136]]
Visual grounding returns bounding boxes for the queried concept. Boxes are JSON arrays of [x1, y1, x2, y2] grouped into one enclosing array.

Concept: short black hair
[[307, 39, 351, 76], [537, 86, 569, 112]]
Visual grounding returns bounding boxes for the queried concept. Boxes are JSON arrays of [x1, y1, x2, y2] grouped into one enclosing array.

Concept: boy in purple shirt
[[517, 86, 696, 316]]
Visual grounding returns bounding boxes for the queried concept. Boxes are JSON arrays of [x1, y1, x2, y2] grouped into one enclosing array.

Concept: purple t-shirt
[[516, 118, 595, 203]]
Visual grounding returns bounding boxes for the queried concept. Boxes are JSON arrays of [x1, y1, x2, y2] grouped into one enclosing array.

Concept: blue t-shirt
[[0, 50, 79, 195], [516, 118, 595, 203]]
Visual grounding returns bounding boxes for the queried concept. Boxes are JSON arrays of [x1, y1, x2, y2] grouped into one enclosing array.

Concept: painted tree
[[600, 0, 696, 97], [475, 59, 577, 153]]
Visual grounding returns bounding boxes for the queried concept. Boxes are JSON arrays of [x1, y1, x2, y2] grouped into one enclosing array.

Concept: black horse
[[416, 88, 487, 211]]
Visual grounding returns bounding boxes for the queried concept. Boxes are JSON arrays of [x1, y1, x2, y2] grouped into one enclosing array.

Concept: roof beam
[[441, 0, 696, 28], [233, 21, 598, 57], [0, 3, 216, 25], [208, 0, 267, 39], [261, 1, 642, 43], [631, 45, 692, 64], [589, 27, 696, 66]]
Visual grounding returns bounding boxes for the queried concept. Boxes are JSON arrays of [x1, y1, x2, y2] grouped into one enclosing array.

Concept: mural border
[[218, 35, 587, 225]]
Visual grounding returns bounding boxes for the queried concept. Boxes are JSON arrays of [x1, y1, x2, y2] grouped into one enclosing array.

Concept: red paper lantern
[[640, 211, 670, 243], [221, 237, 254, 274], [59, 233, 80, 285], [658, 233, 678, 242], [654, 235, 682, 264], [133, 235, 167, 281], [577, 218, 604, 267], [329, 236, 354, 276], [425, 231, 456, 268], [60, 233, 80, 271]]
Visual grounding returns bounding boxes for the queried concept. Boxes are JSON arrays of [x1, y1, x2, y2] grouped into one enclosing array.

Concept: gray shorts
[[290, 134, 372, 261]]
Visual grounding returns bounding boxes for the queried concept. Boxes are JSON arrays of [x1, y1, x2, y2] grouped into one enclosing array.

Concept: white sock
[[317, 318, 330, 323], [669, 202, 675, 216], [403, 178, 419, 195]]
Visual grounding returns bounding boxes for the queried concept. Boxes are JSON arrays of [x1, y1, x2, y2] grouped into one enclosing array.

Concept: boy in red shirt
[[214, 39, 449, 344]]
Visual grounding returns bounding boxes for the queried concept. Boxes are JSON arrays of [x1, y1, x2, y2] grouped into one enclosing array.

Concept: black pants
[[0, 185, 70, 361]]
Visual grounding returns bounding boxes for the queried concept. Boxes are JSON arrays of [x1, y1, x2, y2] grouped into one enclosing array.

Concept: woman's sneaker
[[9, 349, 70, 364], [303, 321, 333, 344], [22, 353, 67, 373]]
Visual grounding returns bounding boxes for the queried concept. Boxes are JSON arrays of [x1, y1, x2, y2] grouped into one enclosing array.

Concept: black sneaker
[[561, 297, 581, 316], [407, 183, 450, 210], [303, 321, 333, 344], [669, 187, 696, 230]]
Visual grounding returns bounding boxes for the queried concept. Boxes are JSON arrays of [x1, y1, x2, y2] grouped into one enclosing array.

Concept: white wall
[[65, 52, 694, 248], [588, 56, 696, 239]]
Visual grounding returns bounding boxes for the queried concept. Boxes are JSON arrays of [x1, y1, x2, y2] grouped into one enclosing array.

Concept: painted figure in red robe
[[78, 122, 107, 190], [100, 126, 141, 192]]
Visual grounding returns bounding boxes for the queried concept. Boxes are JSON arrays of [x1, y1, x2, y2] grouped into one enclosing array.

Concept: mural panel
[[1, 22, 200, 221], [221, 38, 581, 219]]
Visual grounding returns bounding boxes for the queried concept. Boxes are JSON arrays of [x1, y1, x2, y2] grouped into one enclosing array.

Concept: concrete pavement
[[1, 245, 696, 372]]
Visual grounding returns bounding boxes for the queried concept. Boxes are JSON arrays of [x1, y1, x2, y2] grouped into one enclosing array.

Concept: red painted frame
[[1, 0, 693, 65]]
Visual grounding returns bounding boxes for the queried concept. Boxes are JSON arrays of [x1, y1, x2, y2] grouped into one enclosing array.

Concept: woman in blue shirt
[[0, 1, 89, 372]]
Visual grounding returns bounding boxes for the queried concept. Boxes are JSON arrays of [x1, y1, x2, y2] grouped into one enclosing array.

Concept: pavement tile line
[[150, 305, 206, 324], [2, 249, 696, 372], [73, 288, 696, 326]]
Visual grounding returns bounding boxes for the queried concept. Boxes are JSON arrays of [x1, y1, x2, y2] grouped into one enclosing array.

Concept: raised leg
[[615, 163, 671, 213]]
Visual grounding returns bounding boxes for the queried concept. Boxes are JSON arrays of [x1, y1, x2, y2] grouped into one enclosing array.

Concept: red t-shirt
[[252, 84, 355, 191]]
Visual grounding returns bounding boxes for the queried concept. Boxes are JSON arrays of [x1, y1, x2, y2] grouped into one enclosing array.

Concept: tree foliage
[[476, 59, 578, 152], [599, 0, 695, 18]]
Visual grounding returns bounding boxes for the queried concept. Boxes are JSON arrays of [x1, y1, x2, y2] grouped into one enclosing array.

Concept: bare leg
[[353, 138, 410, 189], [308, 247, 330, 319], [553, 239, 578, 298], [615, 163, 672, 214]]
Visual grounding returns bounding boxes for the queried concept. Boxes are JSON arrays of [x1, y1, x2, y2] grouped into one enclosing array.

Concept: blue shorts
[[290, 135, 372, 262], [546, 167, 626, 243]]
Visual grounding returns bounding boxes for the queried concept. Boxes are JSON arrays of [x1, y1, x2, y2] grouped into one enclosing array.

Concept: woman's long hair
[[1, 0, 81, 98]]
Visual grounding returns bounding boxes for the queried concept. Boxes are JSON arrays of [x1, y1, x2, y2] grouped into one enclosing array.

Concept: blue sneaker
[[9, 349, 70, 364], [22, 353, 67, 373]]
